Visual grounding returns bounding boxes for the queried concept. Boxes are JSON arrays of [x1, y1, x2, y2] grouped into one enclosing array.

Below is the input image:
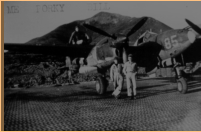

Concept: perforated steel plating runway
[[4, 78, 201, 131]]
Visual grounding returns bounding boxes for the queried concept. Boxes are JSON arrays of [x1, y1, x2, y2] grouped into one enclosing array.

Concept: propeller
[[83, 23, 117, 39], [113, 17, 148, 49], [126, 17, 148, 38], [84, 17, 148, 41], [185, 19, 201, 35]]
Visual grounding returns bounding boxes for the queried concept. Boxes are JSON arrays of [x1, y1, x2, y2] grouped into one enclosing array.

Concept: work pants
[[126, 72, 137, 96], [112, 74, 124, 96]]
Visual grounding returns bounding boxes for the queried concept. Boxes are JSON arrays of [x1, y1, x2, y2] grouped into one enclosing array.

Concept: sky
[[4, 1, 201, 43]]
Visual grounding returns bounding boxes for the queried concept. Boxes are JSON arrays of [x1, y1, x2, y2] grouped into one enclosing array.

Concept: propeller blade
[[83, 24, 116, 39], [185, 19, 201, 35], [126, 17, 148, 38]]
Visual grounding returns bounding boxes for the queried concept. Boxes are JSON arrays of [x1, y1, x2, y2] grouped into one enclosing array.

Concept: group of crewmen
[[110, 54, 138, 100]]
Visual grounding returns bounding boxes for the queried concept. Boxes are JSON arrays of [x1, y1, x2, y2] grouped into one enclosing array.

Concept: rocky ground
[[4, 53, 99, 89]]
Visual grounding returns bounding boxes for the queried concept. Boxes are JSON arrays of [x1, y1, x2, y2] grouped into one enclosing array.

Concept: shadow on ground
[[4, 77, 201, 103]]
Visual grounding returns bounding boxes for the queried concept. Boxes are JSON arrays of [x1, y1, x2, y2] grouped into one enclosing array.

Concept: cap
[[128, 54, 133, 57], [114, 56, 119, 60], [114, 57, 121, 62]]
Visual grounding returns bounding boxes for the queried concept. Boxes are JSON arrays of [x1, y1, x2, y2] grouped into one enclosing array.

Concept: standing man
[[55, 56, 71, 86], [110, 57, 124, 99], [69, 26, 79, 45], [123, 54, 138, 100], [69, 26, 91, 45], [68, 58, 80, 84]]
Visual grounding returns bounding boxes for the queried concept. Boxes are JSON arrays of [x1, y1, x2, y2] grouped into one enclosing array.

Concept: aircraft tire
[[95, 76, 107, 95], [177, 77, 187, 94]]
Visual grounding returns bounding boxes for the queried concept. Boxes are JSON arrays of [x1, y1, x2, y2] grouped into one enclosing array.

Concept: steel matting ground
[[4, 77, 201, 131]]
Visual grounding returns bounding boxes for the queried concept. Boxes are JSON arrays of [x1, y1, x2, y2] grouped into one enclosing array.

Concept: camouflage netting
[[4, 53, 99, 89]]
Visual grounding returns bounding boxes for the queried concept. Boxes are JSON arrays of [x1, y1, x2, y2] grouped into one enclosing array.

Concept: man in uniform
[[69, 26, 90, 45], [123, 54, 138, 100], [55, 56, 71, 86], [110, 57, 124, 99], [68, 58, 80, 84]]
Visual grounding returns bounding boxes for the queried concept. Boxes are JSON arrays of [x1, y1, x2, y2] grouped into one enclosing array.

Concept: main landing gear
[[174, 63, 188, 94], [95, 75, 109, 95]]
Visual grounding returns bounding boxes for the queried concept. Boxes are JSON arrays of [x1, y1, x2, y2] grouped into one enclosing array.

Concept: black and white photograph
[[4, 1, 201, 131]]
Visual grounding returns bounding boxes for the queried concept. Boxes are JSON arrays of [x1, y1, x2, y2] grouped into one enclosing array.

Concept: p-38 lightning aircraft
[[4, 18, 201, 95]]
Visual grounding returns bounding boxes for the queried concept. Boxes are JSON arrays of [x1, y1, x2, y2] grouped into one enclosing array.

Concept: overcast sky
[[4, 1, 201, 43]]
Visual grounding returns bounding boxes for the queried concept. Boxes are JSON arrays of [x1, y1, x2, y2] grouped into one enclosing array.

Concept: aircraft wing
[[4, 43, 94, 58], [126, 42, 162, 72]]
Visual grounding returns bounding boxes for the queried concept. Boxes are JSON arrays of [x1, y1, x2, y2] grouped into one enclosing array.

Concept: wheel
[[95, 76, 108, 95], [177, 77, 188, 94]]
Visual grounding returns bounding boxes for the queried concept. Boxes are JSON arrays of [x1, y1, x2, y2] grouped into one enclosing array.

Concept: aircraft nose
[[187, 30, 196, 43]]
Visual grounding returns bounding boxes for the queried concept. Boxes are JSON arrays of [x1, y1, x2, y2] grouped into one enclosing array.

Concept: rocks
[[4, 53, 99, 89]]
